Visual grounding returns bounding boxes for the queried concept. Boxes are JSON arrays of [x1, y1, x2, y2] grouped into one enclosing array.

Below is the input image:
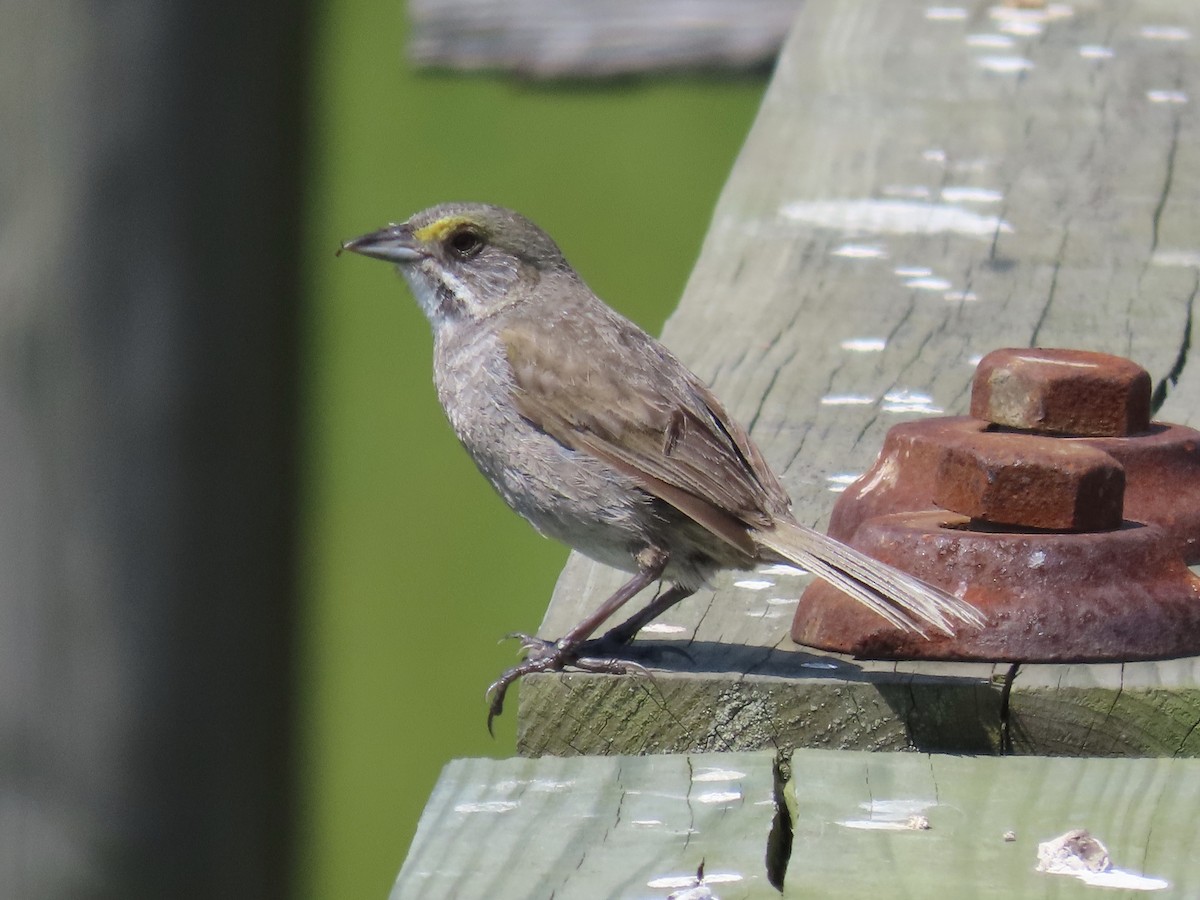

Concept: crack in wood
[[904, 681, 921, 749], [1175, 714, 1200, 757], [683, 756, 697, 852], [745, 349, 796, 438], [1093, 669, 1125, 756], [1151, 270, 1196, 413], [1150, 113, 1181, 255], [765, 750, 793, 891], [1029, 227, 1069, 347], [999, 662, 1020, 755]]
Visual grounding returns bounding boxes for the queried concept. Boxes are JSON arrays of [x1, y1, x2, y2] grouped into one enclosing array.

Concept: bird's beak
[[340, 224, 424, 263]]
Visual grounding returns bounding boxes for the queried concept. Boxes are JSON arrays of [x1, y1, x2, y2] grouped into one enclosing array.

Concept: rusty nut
[[933, 430, 1125, 531], [971, 348, 1152, 436]]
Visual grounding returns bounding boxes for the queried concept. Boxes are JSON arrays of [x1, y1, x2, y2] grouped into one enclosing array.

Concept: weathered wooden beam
[[392, 752, 782, 899], [517, 660, 1200, 758], [392, 750, 1200, 896], [408, 0, 800, 77], [518, 0, 1200, 756], [787, 750, 1200, 895]]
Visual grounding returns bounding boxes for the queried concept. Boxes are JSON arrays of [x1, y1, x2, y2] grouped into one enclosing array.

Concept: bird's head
[[342, 202, 573, 325]]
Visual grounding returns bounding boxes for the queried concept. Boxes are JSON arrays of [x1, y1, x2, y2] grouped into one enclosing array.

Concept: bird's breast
[[431, 329, 656, 572]]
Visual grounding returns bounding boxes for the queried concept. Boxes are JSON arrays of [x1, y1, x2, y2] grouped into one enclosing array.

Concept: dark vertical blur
[[1, 2, 308, 897]]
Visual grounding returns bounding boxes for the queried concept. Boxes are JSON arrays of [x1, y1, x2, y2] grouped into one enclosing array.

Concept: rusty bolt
[[971, 348, 1152, 436], [932, 430, 1125, 531], [799, 346, 1200, 662]]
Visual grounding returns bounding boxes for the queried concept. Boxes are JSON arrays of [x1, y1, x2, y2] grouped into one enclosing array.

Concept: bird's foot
[[485, 633, 652, 735]]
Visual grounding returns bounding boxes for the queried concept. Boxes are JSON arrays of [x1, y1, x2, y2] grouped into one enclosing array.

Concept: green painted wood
[[391, 752, 782, 899], [393, 750, 1200, 897], [518, 0, 1200, 757], [786, 750, 1200, 897]]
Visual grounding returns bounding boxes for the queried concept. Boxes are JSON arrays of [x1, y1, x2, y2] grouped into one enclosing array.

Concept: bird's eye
[[447, 227, 484, 259]]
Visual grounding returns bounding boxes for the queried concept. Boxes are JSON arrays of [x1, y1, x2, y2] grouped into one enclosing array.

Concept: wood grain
[[788, 750, 1200, 896], [392, 753, 781, 899], [519, 0, 1200, 757]]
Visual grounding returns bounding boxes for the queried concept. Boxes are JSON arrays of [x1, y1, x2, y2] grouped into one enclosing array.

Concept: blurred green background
[[299, 3, 767, 897]]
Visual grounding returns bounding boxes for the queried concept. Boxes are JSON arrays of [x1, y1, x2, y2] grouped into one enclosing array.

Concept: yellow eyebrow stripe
[[413, 216, 475, 243]]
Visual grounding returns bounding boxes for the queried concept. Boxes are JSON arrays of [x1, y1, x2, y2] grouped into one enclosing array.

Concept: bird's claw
[[484, 640, 653, 735], [500, 632, 559, 657]]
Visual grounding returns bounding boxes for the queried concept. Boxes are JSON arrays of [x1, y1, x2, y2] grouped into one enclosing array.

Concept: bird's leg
[[583, 583, 696, 652], [556, 546, 670, 647], [486, 548, 668, 732]]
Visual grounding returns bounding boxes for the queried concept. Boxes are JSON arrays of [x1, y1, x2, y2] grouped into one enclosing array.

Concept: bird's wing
[[499, 304, 985, 636], [499, 305, 791, 555]]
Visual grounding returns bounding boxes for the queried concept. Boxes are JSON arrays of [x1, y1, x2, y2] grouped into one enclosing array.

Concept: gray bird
[[342, 203, 982, 729]]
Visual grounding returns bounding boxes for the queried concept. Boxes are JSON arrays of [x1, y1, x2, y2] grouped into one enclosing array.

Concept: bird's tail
[[752, 519, 985, 636]]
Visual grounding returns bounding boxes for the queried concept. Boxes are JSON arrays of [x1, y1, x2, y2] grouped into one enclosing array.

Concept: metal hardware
[[792, 348, 1200, 662], [971, 347, 1152, 436]]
